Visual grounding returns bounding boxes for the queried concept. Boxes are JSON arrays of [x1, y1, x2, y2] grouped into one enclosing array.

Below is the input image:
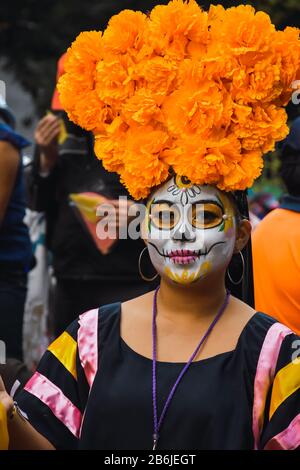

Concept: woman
[[0, 98, 33, 361], [1, 0, 300, 450], [253, 116, 300, 334]]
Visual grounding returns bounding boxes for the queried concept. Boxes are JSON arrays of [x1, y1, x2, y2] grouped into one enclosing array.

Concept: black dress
[[17, 303, 300, 450]]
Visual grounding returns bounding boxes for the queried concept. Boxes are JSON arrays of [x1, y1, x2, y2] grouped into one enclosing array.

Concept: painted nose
[[172, 223, 196, 242]]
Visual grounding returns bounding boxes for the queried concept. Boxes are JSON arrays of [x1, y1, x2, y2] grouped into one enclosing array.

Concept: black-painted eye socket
[[150, 201, 224, 230], [150, 203, 180, 230], [190, 203, 224, 229]]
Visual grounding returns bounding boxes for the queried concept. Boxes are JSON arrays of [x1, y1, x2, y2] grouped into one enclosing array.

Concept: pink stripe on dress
[[78, 309, 99, 388], [252, 322, 293, 449], [24, 372, 82, 438], [264, 414, 300, 450]]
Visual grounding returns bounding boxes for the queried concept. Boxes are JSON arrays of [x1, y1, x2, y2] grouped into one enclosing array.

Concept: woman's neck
[[157, 273, 228, 325]]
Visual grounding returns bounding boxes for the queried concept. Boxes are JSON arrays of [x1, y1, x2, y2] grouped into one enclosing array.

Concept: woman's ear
[[234, 219, 251, 253]]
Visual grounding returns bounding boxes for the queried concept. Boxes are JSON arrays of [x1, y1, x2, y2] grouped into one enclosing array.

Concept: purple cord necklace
[[152, 286, 230, 450]]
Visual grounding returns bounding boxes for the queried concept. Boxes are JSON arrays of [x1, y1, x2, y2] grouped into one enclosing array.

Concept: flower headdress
[[58, 0, 300, 200]]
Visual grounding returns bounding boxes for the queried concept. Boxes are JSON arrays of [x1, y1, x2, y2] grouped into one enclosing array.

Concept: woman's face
[[144, 176, 237, 285]]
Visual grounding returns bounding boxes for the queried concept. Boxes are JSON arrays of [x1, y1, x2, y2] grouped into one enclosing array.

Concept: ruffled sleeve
[[16, 308, 99, 449], [252, 321, 300, 450]]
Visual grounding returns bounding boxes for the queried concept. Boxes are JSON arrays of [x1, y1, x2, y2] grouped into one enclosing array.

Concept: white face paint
[[145, 176, 236, 285]]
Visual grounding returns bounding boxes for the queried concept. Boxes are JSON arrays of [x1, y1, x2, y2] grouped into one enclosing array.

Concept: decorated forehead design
[[167, 176, 202, 205]]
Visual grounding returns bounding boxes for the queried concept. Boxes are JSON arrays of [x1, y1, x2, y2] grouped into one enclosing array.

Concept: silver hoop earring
[[227, 250, 245, 285], [138, 246, 159, 282]]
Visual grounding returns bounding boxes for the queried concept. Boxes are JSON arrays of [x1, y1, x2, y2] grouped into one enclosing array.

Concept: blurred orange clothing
[[252, 207, 300, 335], [51, 53, 66, 110]]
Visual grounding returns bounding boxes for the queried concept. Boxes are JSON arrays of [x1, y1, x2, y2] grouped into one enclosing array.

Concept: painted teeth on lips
[[168, 249, 199, 257], [167, 249, 200, 264]]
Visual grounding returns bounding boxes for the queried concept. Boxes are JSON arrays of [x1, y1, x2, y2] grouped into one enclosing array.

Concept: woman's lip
[[166, 249, 201, 264], [166, 250, 200, 256], [167, 249, 200, 257]]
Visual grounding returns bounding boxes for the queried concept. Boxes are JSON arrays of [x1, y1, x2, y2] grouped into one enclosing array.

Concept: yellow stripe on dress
[[48, 331, 77, 380], [270, 361, 300, 420], [0, 401, 9, 450]]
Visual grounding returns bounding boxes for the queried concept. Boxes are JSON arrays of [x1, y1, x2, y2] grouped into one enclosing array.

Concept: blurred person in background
[[0, 95, 33, 361], [248, 192, 279, 221], [29, 54, 156, 337], [252, 116, 300, 335]]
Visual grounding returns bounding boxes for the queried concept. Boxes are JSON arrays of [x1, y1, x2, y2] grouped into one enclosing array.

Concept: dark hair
[[279, 144, 300, 197], [228, 190, 249, 223]]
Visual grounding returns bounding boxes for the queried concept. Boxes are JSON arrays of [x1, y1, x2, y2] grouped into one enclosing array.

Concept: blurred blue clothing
[[0, 121, 33, 272]]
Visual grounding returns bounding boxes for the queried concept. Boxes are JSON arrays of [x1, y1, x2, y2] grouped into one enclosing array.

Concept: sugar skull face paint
[[145, 176, 236, 285]]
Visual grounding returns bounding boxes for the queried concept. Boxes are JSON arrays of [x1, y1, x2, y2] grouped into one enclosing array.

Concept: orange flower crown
[[58, 0, 300, 200]]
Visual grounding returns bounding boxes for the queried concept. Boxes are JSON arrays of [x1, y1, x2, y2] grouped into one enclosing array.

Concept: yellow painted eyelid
[[150, 204, 180, 229], [190, 202, 223, 218], [190, 205, 223, 229]]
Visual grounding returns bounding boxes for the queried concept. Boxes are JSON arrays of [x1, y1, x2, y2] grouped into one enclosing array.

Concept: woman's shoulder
[[245, 311, 278, 335], [230, 296, 278, 341], [67, 294, 152, 348], [78, 302, 121, 324], [237, 308, 300, 367], [242, 310, 298, 341], [0, 123, 30, 150], [56, 303, 121, 352], [76, 289, 153, 326]]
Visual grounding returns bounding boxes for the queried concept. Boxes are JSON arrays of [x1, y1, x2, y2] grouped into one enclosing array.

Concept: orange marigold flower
[[95, 53, 135, 106], [162, 82, 233, 137], [210, 5, 275, 56], [218, 150, 263, 191], [233, 104, 289, 153], [121, 89, 163, 127], [231, 58, 282, 104], [273, 27, 300, 94], [102, 10, 148, 55], [120, 125, 171, 199], [64, 30, 103, 72], [163, 133, 241, 187], [94, 117, 128, 173], [148, 0, 208, 59], [162, 136, 207, 180], [58, 31, 104, 131], [134, 57, 178, 101]]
